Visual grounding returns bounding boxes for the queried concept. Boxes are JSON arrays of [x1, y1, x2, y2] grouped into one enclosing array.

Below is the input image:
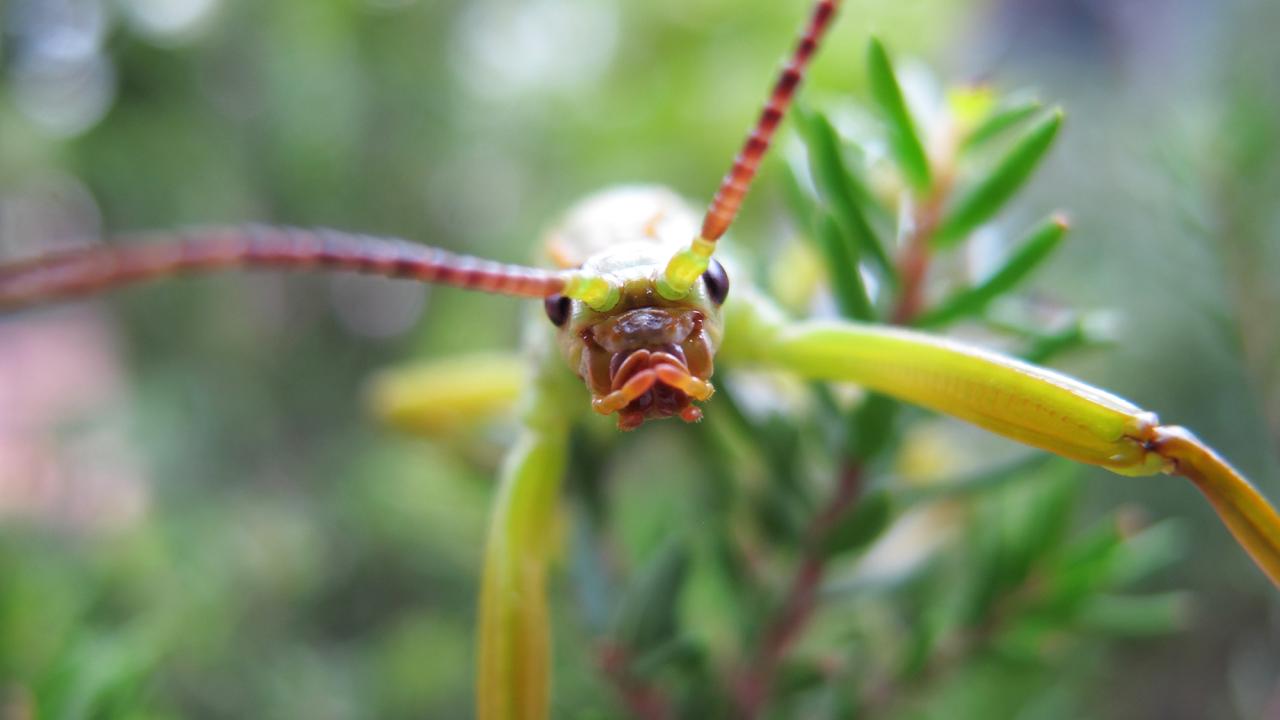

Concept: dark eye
[[701, 259, 729, 305], [544, 294, 572, 326]]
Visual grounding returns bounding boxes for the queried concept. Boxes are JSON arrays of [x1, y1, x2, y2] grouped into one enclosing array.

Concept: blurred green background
[[0, 0, 1277, 717]]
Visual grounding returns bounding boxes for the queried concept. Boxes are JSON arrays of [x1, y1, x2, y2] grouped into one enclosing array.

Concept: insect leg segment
[[1144, 426, 1280, 586], [366, 353, 526, 435], [761, 320, 1168, 473], [660, 0, 842, 299], [478, 424, 566, 720], [723, 298, 1280, 585], [0, 226, 571, 310], [476, 357, 573, 720]]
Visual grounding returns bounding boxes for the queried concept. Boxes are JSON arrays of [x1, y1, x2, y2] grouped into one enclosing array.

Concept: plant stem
[[860, 569, 1045, 715], [732, 463, 865, 718], [733, 164, 952, 710], [599, 642, 674, 720], [733, 162, 952, 709], [891, 179, 952, 324]]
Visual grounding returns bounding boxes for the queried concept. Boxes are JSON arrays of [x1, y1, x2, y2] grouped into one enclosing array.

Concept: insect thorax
[[542, 184, 700, 269]]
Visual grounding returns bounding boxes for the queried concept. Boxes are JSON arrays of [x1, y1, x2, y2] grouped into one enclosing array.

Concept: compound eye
[[544, 294, 572, 326], [701, 259, 729, 305]]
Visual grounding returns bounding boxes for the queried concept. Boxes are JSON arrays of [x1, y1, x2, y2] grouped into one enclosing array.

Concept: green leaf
[[760, 415, 808, 502], [37, 623, 169, 720], [700, 382, 797, 516], [822, 490, 893, 558], [710, 532, 754, 595], [1039, 513, 1185, 615], [615, 538, 691, 652], [934, 109, 1064, 246], [815, 213, 876, 322], [774, 659, 828, 696], [963, 99, 1044, 150], [793, 107, 896, 280], [893, 454, 1060, 507], [867, 38, 932, 190], [1076, 592, 1192, 636], [982, 312, 1112, 364], [914, 214, 1068, 328], [1009, 466, 1078, 570], [1039, 519, 1126, 607], [1020, 321, 1093, 364], [756, 481, 809, 544], [1108, 519, 1188, 585], [901, 603, 949, 676], [630, 635, 704, 679], [849, 391, 897, 461], [781, 155, 821, 235], [963, 465, 1078, 621]]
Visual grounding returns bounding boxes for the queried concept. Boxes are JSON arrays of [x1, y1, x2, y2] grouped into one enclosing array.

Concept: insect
[[1, 0, 1277, 717]]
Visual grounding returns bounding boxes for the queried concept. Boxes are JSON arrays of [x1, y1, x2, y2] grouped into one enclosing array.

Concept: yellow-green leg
[[476, 413, 567, 720], [366, 353, 526, 435], [724, 295, 1280, 586], [367, 347, 576, 718], [1147, 426, 1280, 585]]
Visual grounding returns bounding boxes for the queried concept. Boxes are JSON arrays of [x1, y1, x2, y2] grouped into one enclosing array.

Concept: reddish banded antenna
[[0, 227, 569, 310], [660, 0, 842, 299]]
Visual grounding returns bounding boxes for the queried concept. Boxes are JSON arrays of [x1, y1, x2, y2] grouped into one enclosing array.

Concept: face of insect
[[525, 0, 833, 431], [541, 188, 728, 429]]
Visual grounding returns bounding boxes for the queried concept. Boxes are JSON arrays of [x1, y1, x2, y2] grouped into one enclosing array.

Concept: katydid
[[1, 0, 1277, 716]]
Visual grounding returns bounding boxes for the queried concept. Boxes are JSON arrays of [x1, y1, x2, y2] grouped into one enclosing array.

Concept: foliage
[[542, 40, 1188, 718], [1, 0, 1278, 718]]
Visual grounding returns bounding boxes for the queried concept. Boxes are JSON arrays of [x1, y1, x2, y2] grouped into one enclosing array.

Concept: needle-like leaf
[[615, 538, 691, 652], [914, 214, 1069, 328], [963, 99, 1044, 151], [816, 213, 876, 322], [934, 109, 1064, 247], [850, 391, 897, 460], [794, 106, 896, 281], [867, 38, 932, 191], [983, 315, 1109, 364], [822, 489, 893, 558], [1076, 592, 1192, 636], [1020, 322, 1093, 364]]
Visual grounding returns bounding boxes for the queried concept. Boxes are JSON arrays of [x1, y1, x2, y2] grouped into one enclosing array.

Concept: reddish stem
[[892, 231, 932, 324], [733, 464, 864, 718], [890, 181, 951, 324], [598, 643, 673, 720], [734, 171, 954, 710]]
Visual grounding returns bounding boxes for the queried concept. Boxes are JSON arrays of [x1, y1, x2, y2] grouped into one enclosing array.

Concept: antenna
[[660, 0, 841, 299], [0, 226, 618, 311]]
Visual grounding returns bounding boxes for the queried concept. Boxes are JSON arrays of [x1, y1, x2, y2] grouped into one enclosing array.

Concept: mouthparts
[[592, 346, 714, 430]]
